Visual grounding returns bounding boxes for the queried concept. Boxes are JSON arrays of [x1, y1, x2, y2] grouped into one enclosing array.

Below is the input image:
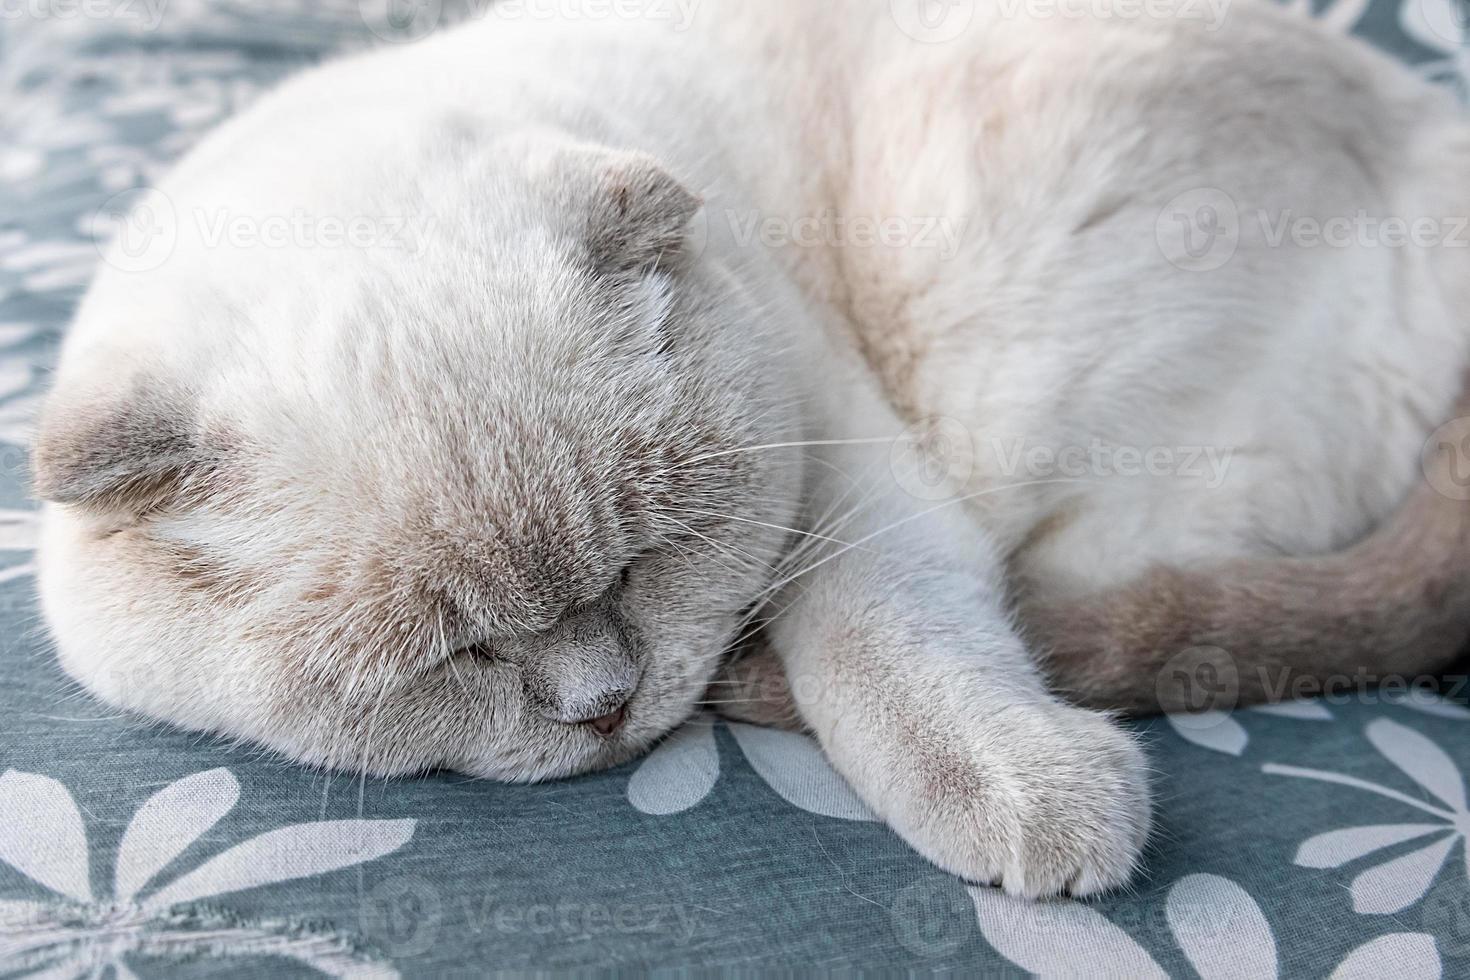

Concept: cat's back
[[820, 0, 1470, 586]]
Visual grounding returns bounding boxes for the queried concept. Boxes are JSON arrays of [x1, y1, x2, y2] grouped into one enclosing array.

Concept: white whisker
[[660, 437, 894, 474]]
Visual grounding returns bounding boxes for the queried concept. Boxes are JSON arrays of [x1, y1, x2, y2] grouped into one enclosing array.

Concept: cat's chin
[[453, 721, 667, 783], [447, 654, 723, 783]]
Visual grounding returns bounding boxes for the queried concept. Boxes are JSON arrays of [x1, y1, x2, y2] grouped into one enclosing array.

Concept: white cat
[[33, 0, 1470, 898]]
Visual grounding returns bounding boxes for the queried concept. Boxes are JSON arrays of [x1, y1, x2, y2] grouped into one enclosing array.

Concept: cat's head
[[33, 112, 803, 780]]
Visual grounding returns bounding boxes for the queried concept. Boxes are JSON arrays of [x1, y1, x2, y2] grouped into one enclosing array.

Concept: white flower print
[[1165, 700, 1335, 756], [971, 872, 1442, 978], [1384, 687, 1470, 720], [0, 768, 415, 978], [0, 510, 38, 585], [627, 715, 875, 821], [0, 354, 43, 449], [0, 323, 41, 349], [1401, 0, 1470, 100], [1168, 690, 1470, 756], [0, 239, 98, 298], [1266, 718, 1470, 914], [1284, 0, 1374, 33]]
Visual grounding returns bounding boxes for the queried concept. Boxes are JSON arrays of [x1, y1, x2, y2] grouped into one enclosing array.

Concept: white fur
[[36, 0, 1470, 897]]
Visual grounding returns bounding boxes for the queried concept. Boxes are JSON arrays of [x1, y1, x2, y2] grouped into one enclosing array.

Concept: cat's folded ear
[[581, 151, 702, 274], [32, 376, 221, 516]]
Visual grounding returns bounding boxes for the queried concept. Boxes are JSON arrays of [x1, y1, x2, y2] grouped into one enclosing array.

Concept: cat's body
[[34, 0, 1470, 897]]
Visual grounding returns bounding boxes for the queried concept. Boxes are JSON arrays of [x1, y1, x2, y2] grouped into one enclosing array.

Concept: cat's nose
[[585, 702, 627, 738], [548, 684, 633, 733], [519, 603, 639, 733], [526, 668, 636, 731]]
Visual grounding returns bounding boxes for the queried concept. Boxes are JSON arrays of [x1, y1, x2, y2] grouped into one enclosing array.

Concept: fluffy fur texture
[[33, 0, 1470, 898]]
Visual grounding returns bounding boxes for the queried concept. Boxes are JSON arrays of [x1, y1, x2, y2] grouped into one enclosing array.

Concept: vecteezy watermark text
[[360, 0, 700, 43], [0, 0, 168, 29], [360, 877, 702, 957], [988, 437, 1233, 488], [888, 416, 1238, 501], [888, 0, 1229, 43], [471, 898, 699, 944], [191, 208, 416, 252], [487, 0, 699, 29], [996, 0, 1229, 29], [1158, 187, 1470, 272], [92, 188, 421, 272], [717, 209, 967, 259], [1155, 643, 1470, 719]]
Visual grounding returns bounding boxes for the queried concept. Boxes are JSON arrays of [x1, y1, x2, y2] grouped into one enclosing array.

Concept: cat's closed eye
[[457, 642, 497, 663]]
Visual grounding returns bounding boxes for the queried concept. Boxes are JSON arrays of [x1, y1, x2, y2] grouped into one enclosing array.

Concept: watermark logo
[[889, 0, 976, 42], [890, 875, 975, 957], [1156, 645, 1239, 721], [359, 876, 443, 958], [1423, 416, 1470, 502], [1422, 875, 1470, 959], [891, 416, 976, 502], [1156, 187, 1240, 272], [92, 187, 178, 273], [683, 204, 711, 260], [1409, 0, 1470, 44], [360, 0, 443, 42]]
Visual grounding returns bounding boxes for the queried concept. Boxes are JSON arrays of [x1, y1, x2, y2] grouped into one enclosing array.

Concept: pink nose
[[587, 704, 626, 737]]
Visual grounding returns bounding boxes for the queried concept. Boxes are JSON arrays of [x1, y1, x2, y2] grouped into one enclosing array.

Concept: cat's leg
[[760, 432, 1151, 897]]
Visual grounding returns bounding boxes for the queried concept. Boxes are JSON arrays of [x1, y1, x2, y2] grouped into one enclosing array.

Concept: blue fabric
[[0, 2, 1467, 975]]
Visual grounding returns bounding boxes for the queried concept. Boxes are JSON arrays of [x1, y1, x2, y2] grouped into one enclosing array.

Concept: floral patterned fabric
[[0, 1, 1467, 976]]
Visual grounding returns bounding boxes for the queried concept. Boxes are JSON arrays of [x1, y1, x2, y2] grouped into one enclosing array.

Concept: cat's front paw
[[869, 703, 1151, 898]]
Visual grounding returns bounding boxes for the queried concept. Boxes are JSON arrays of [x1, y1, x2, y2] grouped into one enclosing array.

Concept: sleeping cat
[[32, 0, 1470, 898]]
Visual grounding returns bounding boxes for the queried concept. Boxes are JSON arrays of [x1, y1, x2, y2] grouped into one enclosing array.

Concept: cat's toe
[[1018, 724, 1151, 899], [898, 706, 1152, 900]]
